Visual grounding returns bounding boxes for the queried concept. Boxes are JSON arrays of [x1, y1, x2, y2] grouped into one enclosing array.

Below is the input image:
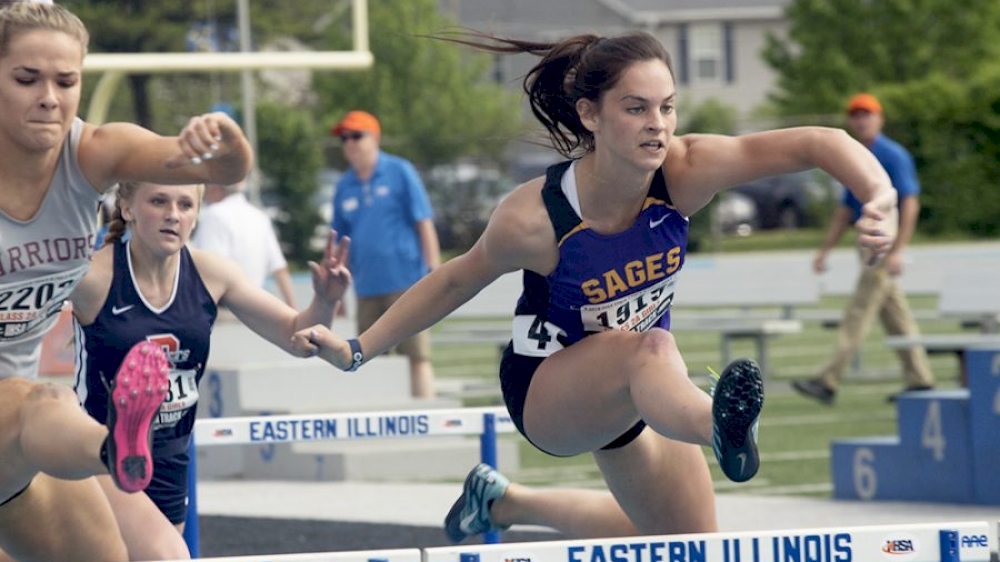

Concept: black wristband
[[346, 338, 364, 372]]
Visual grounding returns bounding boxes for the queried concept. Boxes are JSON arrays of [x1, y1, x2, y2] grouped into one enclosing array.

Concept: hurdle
[[163, 549, 420, 562], [187, 407, 517, 556], [426, 521, 995, 562], [160, 520, 996, 562]]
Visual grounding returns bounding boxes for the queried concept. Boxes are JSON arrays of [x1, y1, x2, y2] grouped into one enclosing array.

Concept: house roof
[[620, 0, 786, 22], [441, 0, 787, 30], [440, 0, 630, 34], [622, 0, 786, 10]]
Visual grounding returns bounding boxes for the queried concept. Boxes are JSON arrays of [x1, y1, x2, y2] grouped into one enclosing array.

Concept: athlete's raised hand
[[310, 230, 352, 307], [165, 112, 249, 170], [856, 188, 898, 266]]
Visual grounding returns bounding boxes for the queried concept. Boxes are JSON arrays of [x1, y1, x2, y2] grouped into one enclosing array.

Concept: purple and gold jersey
[[511, 160, 688, 358]]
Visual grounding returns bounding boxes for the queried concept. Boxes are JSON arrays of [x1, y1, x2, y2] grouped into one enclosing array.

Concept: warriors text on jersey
[[511, 160, 689, 358], [0, 119, 101, 378], [74, 240, 217, 443]]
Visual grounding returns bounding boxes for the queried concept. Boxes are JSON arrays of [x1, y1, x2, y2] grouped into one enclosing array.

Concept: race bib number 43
[[512, 315, 567, 357], [511, 277, 676, 357]]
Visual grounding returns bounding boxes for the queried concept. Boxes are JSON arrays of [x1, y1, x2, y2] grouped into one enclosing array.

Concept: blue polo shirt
[[842, 134, 919, 222], [332, 151, 434, 297]]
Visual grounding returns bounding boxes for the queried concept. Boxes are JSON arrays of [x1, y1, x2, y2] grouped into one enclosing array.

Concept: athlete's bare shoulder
[[69, 245, 115, 323]]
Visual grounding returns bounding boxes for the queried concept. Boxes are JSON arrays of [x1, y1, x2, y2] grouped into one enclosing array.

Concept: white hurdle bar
[[427, 521, 995, 562], [165, 548, 422, 562], [160, 520, 996, 562], [192, 406, 515, 447], [186, 407, 517, 556]]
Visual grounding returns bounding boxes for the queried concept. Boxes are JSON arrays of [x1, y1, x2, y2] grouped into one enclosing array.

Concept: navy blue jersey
[[74, 240, 217, 443], [511, 160, 688, 358]]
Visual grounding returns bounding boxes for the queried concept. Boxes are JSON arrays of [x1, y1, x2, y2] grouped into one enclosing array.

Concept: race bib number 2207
[[0, 264, 86, 339]]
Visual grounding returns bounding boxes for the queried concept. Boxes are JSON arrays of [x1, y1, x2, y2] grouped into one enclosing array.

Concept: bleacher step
[[830, 348, 999, 505], [831, 435, 975, 503]]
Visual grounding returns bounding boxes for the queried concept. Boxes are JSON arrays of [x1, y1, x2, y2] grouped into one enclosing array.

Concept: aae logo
[[881, 533, 919, 559], [961, 535, 989, 548]]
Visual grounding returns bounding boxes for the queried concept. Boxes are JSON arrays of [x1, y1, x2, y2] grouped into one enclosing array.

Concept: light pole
[[237, 0, 261, 205]]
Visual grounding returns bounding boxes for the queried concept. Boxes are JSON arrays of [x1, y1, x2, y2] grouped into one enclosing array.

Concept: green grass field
[[430, 293, 966, 497]]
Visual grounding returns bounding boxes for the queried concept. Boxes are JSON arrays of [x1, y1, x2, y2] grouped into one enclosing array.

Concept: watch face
[[347, 339, 364, 371]]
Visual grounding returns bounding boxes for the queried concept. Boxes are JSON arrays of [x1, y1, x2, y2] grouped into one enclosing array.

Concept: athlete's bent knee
[[637, 328, 679, 359], [25, 382, 75, 404]]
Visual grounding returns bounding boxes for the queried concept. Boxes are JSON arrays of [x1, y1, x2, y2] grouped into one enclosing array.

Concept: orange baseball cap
[[331, 110, 380, 137], [846, 93, 882, 115]]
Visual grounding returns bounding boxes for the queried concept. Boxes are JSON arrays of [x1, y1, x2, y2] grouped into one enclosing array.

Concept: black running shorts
[[148, 435, 193, 524], [499, 342, 646, 455]]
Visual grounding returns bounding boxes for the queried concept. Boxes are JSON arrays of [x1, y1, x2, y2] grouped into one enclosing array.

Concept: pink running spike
[[106, 341, 169, 493]]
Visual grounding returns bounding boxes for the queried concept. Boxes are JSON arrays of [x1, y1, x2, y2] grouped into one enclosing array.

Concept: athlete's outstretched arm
[[292, 177, 555, 368], [198, 231, 351, 356]]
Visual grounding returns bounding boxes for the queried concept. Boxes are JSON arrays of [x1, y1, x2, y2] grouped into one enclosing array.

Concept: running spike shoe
[[102, 341, 170, 493], [444, 463, 510, 543], [709, 358, 764, 483]]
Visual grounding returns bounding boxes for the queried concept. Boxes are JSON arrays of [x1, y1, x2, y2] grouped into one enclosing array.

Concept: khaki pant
[[356, 291, 432, 362], [817, 258, 934, 391]]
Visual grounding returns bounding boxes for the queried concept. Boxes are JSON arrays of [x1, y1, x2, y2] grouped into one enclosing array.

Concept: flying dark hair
[[434, 30, 674, 157]]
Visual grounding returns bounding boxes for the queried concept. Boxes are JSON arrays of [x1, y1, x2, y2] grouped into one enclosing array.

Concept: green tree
[[312, 0, 525, 168], [309, 0, 526, 254], [875, 73, 1000, 237], [678, 97, 738, 136], [256, 101, 324, 265], [68, 0, 191, 126], [762, 0, 1000, 116], [69, 0, 527, 256], [761, 0, 1000, 239], [68, 0, 333, 127]]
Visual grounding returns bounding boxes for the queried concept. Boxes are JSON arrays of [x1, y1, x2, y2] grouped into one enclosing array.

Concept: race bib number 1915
[[581, 276, 675, 333]]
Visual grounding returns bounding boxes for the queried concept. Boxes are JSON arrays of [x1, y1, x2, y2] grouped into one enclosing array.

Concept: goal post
[[83, 50, 374, 73], [80, 0, 372, 205], [84, 0, 369, 73], [82, 0, 371, 122]]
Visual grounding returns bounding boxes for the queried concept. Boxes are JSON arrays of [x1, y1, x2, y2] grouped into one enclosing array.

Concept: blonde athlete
[[0, 2, 252, 560], [70, 181, 350, 560]]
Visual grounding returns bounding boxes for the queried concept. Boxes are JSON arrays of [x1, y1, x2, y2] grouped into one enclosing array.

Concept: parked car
[[716, 191, 757, 237], [730, 171, 833, 230], [426, 163, 515, 252]]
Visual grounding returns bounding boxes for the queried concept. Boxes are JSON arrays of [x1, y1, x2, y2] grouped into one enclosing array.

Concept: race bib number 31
[[154, 368, 199, 429]]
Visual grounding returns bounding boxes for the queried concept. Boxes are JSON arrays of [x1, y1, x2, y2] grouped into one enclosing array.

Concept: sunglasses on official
[[340, 132, 366, 142]]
